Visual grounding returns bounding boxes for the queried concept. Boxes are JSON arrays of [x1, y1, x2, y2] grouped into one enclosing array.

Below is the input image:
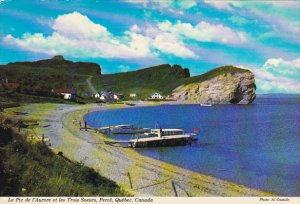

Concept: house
[[3, 83, 20, 90], [130, 93, 137, 98], [94, 93, 101, 98], [149, 93, 164, 100], [99, 91, 113, 101], [55, 88, 77, 99], [113, 93, 124, 100]]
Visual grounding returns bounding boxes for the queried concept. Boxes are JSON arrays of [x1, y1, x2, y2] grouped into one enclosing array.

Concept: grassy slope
[[92, 64, 189, 97], [92, 65, 250, 98], [0, 126, 130, 196], [182, 65, 250, 85], [0, 57, 100, 94], [1, 56, 250, 99]]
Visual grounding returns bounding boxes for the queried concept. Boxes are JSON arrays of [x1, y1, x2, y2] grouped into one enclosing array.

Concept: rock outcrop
[[171, 71, 256, 104]]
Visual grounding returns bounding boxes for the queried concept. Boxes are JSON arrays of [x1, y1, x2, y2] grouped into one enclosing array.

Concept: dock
[[128, 134, 197, 148], [96, 125, 198, 148]]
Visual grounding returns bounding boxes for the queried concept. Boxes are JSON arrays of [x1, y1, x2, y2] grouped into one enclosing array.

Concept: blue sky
[[0, 0, 300, 93]]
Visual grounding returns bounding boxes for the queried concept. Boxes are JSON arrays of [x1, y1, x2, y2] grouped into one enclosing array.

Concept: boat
[[200, 103, 212, 106], [110, 124, 150, 134], [129, 128, 197, 148]]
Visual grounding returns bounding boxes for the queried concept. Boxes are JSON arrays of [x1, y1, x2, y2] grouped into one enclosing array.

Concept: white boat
[[129, 128, 197, 148], [200, 103, 212, 106], [110, 124, 150, 134]]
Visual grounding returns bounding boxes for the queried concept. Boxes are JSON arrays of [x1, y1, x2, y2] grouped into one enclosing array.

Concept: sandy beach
[[7, 102, 276, 197]]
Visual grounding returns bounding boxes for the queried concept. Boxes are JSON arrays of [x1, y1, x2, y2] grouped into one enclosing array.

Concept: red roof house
[[4, 83, 19, 90]]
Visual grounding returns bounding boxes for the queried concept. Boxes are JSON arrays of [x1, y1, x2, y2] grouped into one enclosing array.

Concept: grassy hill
[[0, 55, 101, 96], [91, 64, 190, 98], [182, 65, 250, 85], [0, 56, 250, 100], [0, 125, 129, 196], [92, 65, 250, 98]]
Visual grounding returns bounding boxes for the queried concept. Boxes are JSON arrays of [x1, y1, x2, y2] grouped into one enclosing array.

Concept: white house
[[130, 93, 137, 98], [55, 88, 76, 100], [99, 91, 113, 101], [149, 93, 164, 100], [100, 95, 107, 100], [94, 93, 100, 98], [113, 93, 124, 100]]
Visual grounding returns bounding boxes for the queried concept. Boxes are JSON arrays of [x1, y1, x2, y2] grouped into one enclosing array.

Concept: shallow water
[[84, 94, 300, 196]]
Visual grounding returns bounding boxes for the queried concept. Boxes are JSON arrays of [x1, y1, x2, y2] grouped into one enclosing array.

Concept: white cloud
[[4, 12, 154, 59], [203, 1, 300, 43], [52, 11, 111, 40], [178, 0, 197, 9], [157, 20, 249, 45], [3, 12, 197, 59], [152, 32, 197, 58], [128, 24, 197, 58], [4, 12, 252, 59], [153, 0, 172, 8], [254, 58, 300, 93], [124, 0, 197, 10], [203, 0, 241, 11]]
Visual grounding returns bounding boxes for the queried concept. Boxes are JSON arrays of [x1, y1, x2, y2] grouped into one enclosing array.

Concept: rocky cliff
[[171, 69, 256, 105]]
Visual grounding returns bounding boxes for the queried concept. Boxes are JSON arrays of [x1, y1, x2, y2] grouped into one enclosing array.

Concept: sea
[[84, 94, 300, 196]]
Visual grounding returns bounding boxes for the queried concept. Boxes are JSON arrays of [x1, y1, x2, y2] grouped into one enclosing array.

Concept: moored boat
[[200, 103, 212, 106], [129, 128, 197, 148], [110, 124, 150, 134]]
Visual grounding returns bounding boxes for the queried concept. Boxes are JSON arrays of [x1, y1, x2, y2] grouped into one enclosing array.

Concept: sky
[[0, 0, 300, 93]]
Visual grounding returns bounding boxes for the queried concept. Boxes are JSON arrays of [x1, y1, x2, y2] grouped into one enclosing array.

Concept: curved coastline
[[10, 102, 276, 196]]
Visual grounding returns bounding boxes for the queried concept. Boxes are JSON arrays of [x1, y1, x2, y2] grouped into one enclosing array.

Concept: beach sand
[[6, 102, 276, 197]]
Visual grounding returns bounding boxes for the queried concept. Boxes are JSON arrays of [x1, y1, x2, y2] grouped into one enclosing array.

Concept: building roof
[[55, 88, 73, 94], [4, 83, 19, 90]]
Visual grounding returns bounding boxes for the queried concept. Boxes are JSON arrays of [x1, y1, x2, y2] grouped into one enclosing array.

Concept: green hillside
[[0, 125, 129, 196], [92, 65, 250, 98], [91, 64, 190, 98], [0, 56, 250, 100], [0, 55, 101, 96], [183, 65, 250, 85]]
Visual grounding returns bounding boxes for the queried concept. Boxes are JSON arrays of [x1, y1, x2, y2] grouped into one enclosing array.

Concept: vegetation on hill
[[0, 125, 129, 196], [91, 64, 190, 98], [182, 65, 251, 85], [92, 65, 250, 98], [0, 56, 101, 97], [1, 56, 250, 100]]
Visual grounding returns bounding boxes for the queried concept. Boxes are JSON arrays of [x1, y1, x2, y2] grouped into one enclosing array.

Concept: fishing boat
[[129, 128, 197, 148]]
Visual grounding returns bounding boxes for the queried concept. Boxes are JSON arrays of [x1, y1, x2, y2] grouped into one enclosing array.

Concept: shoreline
[[6, 102, 276, 196]]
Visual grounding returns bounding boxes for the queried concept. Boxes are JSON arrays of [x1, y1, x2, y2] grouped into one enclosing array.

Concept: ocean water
[[84, 94, 300, 196]]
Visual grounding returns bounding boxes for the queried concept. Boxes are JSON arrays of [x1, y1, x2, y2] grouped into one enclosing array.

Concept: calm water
[[84, 94, 300, 196]]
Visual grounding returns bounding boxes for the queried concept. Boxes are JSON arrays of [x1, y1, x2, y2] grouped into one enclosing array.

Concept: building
[[94, 93, 100, 98], [99, 91, 113, 101], [129, 93, 137, 98], [3, 83, 20, 90], [55, 88, 76, 99], [149, 93, 164, 100], [113, 93, 124, 100]]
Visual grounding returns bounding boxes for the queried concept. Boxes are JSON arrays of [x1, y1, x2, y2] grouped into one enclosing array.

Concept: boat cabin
[[151, 129, 184, 137]]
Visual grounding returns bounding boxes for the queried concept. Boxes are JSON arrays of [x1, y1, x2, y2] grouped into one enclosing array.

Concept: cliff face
[[171, 71, 256, 104]]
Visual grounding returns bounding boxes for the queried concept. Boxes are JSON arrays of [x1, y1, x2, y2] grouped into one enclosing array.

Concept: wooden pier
[[97, 126, 198, 148], [128, 134, 197, 148]]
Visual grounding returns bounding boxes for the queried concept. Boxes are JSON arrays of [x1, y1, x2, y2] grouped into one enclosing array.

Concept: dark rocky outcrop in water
[[171, 71, 256, 104]]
